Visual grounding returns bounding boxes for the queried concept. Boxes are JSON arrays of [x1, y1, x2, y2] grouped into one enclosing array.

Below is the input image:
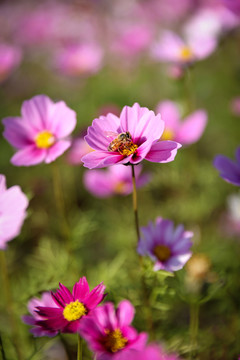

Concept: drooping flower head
[[0, 43, 22, 82], [82, 103, 181, 169], [22, 292, 58, 337], [35, 277, 106, 334], [2, 95, 77, 166], [116, 343, 180, 360], [137, 217, 193, 272], [156, 100, 207, 145], [0, 174, 28, 249], [79, 300, 147, 360], [151, 30, 217, 66], [214, 147, 240, 186], [83, 164, 151, 198]]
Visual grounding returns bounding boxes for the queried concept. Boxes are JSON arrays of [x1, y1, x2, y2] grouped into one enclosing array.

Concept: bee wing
[[104, 131, 118, 140]]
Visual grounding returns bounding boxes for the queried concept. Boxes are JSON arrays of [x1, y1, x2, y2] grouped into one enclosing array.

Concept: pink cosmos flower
[[82, 103, 181, 169], [116, 344, 180, 360], [0, 174, 28, 250], [0, 43, 22, 82], [151, 30, 217, 66], [2, 95, 77, 166], [22, 292, 58, 337], [137, 217, 193, 272], [79, 300, 147, 360], [83, 164, 151, 198], [36, 277, 106, 334], [55, 43, 103, 77], [156, 101, 207, 145], [222, 0, 240, 16], [214, 147, 240, 186], [231, 97, 240, 116], [67, 136, 93, 166]]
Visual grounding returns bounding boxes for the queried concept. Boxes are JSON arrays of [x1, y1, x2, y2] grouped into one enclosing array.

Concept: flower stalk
[[131, 164, 140, 243], [77, 334, 82, 360], [189, 302, 199, 359]]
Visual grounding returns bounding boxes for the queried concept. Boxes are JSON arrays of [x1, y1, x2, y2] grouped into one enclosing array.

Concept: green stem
[[51, 162, 71, 250], [189, 302, 199, 359], [0, 251, 23, 360], [77, 334, 82, 360], [0, 334, 6, 360], [131, 164, 154, 338], [131, 164, 140, 243]]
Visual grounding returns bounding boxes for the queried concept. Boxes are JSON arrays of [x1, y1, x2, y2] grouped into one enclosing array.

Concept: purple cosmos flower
[[79, 300, 147, 360], [151, 30, 217, 66], [156, 101, 207, 145], [82, 103, 181, 169], [214, 147, 240, 186], [55, 43, 103, 77], [116, 344, 180, 360], [0, 43, 22, 82], [22, 292, 58, 337], [83, 164, 151, 198], [0, 174, 28, 250], [35, 277, 106, 334], [137, 217, 193, 272], [2, 95, 77, 166]]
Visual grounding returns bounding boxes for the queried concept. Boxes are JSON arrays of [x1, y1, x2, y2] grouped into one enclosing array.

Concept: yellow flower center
[[35, 131, 55, 149], [161, 128, 174, 141], [63, 300, 87, 321], [114, 181, 127, 194], [108, 132, 138, 156], [103, 329, 128, 353], [180, 46, 193, 61], [153, 245, 171, 262]]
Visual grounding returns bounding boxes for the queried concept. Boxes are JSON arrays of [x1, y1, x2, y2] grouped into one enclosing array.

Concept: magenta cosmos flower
[[116, 344, 180, 360], [36, 277, 106, 334], [0, 43, 22, 82], [2, 95, 77, 166], [79, 300, 147, 360], [156, 101, 207, 145], [82, 103, 181, 169], [151, 30, 217, 66], [83, 164, 151, 198], [137, 217, 193, 272], [214, 147, 240, 186], [0, 174, 28, 249], [22, 292, 58, 337]]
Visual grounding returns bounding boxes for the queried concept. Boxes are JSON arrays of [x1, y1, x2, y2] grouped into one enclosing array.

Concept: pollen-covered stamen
[[180, 46, 193, 61], [103, 329, 128, 353], [35, 131, 55, 149], [161, 128, 174, 141], [63, 300, 87, 321], [153, 245, 171, 262]]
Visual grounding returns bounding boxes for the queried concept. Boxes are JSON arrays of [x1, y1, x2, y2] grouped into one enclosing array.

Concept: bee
[[105, 131, 138, 156]]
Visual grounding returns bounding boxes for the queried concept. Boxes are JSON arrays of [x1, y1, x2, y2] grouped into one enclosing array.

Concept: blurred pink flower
[[55, 43, 103, 76], [0, 43, 22, 82], [116, 344, 180, 360], [231, 97, 240, 116], [0, 174, 28, 250], [221, 0, 240, 16], [138, 217, 193, 272], [83, 164, 151, 198], [82, 103, 181, 169], [151, 30, 217, 66], [67, 136, 93, 166], [156, 101, 207, 145], [36, 277, 106, 334], [111, 23, 153, 58], [2, 95, 77, 166], [97, 105, 120, 117], [79, 300, 147, 359], [220, 193, 240, 236], [22, 292, 58, 337]]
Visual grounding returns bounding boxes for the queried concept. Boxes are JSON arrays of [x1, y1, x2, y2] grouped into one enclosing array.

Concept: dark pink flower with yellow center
[[36, 277, 106, 334], [2, 95, 77, 166], [137, 217, 193, 272], [82, 103, 181, 169], [79, 300, 147, 360]]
